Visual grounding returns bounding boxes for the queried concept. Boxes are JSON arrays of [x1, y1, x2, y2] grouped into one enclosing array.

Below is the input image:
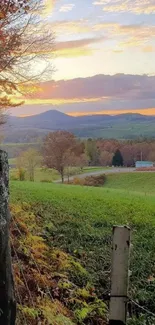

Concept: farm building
[[135, 161, 153, 168]]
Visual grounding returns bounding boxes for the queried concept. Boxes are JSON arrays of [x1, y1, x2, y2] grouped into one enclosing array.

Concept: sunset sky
[[13, 0, 155, 116]]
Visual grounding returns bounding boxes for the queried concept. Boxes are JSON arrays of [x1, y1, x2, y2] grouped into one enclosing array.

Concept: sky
[[13, 0, 155, 116]]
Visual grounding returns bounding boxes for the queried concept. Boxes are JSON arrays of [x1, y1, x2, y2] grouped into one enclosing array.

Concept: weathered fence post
[[109, 226, 131, 325], [0, 150, 16, 325]]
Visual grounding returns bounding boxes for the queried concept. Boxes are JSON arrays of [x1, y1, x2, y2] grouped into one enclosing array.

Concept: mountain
[[7, 110, 75, 129], [3, 110, 155, 142]]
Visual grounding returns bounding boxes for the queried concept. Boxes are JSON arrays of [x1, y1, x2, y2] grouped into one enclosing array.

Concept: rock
[[0, 150, 16, 325]]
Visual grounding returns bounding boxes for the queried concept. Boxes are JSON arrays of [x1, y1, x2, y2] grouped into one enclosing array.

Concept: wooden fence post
[[0, 150, 16, 325], [109, 226, 131, 325]]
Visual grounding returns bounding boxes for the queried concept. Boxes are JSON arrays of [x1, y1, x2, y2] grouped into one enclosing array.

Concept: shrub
[[71, 175, 106, 187], [72, 178, 85, 185], [84, 174, 106, 187], [10, 174, 19, 181], [136, 167, 155, 171], [17, 168, 26, 181]]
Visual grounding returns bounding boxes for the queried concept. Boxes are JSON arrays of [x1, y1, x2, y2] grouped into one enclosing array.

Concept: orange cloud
[[69, 108, 155, 116], [142, 45, 154, 52], [14, 73, 155, 117], [24, 96, 109, 106], [55, 47, 93, 58], [15, 74, 155, 118], [55, 37, 103, 57]]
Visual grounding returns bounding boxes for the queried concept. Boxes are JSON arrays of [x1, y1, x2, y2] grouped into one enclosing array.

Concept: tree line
[[15, 131, 155, 183], [95, 138, 155, 167]]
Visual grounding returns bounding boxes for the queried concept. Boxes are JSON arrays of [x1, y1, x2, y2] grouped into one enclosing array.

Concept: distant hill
[[3, 110, 155, 142], [7, 110, 75, 129]]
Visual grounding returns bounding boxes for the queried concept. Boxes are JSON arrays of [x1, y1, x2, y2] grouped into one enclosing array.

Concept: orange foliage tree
[[43, 131, 85, 183], [0, 0, 54, 120]]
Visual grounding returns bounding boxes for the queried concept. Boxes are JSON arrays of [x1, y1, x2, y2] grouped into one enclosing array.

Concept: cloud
[[92, 22, 155, 48], [59, 4, 75, 12], [55, 47, 93, 57], [142, 45, 154, 52], [21, 18, 155, 58], [93, 0, 115, 5], [24, 74, 155, 103], [14, 74, 155, 116], [51, 19, 155, 51], [11, 103, 155, 117], [56, 37, 103, 50], [32, 37, 103, 58], [21, 36, 103, 58], [93, 0, 155, 14], [55, 37, 103, 57], [93, 21, 118, 31], [52, 19, 91, 36], [24, 97, 106, 105], [112, 49, 123, 53], [69, 108, 155, 116]]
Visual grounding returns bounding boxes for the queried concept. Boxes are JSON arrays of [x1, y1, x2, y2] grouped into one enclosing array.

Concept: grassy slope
[[104, 172, 155, 194], [10, 174, 155, 324], [10, 181, 155, 323], [10, 180, 155, 218]]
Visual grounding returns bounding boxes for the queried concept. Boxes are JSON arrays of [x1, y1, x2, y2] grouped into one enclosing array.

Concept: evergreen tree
[[112, 149, 123, 166]]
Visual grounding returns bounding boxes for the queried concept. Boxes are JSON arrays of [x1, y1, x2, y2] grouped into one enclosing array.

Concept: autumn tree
[[43, 131, 83, 183], [99, 151, 113, 167], [65, 152, 88, 183], [148, 150, 155, 163], [112, 149, 124, 167], [97, 139, 120, 154], [85, 138, 99, 166], [16, 154, 26, 181], [0, 3, 54, 324], [77, 153, 89, 171], [0, 0, 54, 120], [65, 152, 78, 183], [18, 148, 40, 181], [120, 145, 135, 167]]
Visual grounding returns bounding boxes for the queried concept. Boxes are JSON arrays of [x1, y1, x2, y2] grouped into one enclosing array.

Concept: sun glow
[[69, 108, 155, 116]]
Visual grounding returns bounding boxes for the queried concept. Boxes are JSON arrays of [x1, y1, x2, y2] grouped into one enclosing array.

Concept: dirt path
[[54, 167, 136, 183]]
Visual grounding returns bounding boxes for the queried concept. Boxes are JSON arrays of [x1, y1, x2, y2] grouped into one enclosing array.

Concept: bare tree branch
[[0, 0, 55, 119]]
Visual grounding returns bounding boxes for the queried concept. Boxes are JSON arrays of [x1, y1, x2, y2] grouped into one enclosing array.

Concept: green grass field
[[10, 166, 107, 182], [105, 172, 155, 195], [10, 177, 155, 324], [10, 167, 60, 182], [83, 167, 110, 173]]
